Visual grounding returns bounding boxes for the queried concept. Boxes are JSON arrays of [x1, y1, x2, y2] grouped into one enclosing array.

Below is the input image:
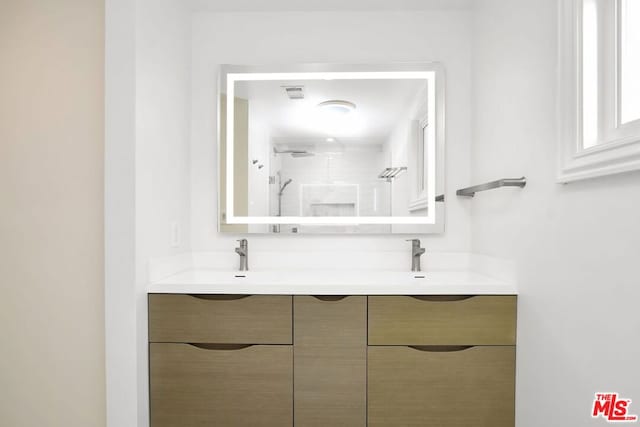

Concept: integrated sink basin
[[149, 269, 516, 295]]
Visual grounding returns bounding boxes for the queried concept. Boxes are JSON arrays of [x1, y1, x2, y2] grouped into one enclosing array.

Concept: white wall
[[471, 1, 640, 426], [135, 0, 192, 425], [136, 0, 192, 270], [190, 9, 472, 251], [1, 0, 105, 426], [247, 100, 271, 232], [105, 0, 136, 424], [106, 0, 193, 425]]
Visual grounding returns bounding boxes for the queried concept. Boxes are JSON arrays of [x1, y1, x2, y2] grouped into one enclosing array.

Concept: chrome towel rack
[[378, 167, 407, 182], [456, 177, 526, 197]]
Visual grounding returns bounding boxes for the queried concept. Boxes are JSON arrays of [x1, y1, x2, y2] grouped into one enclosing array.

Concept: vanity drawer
[[368, 345, 515, 427], [368, 295, 516, 345], [150, 343, 293, 427], [148, 294, 292, 344]]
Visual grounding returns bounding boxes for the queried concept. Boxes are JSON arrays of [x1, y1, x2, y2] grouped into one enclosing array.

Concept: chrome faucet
[[407, 239, 426, 272], [235, 239, 249, 271]]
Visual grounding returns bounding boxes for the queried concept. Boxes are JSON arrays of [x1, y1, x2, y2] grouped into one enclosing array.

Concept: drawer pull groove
[[311, 295, 349, 302], [188, 294, 251, 301], [188, 343, 255, 350], [408, 345, 474, 352], [409, 295, 475, 302]]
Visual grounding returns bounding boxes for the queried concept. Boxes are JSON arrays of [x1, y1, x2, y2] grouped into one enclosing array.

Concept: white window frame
[[558, 0, 640, 183], [408, 115, 430, 211]]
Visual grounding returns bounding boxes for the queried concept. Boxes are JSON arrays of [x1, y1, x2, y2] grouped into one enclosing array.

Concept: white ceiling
[[189, 0, 473, 12], [238, 78, 426, 145]]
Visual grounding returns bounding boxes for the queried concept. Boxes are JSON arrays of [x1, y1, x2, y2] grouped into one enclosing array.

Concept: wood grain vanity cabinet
[[149, 294, 292, 344], [293, 296, 366, 426], [148, 293, 516, 427], [150, 343, 292, 427], [367, 295, 517, 427], [148, 294, 293, 427], [368, 295, 517, 345]]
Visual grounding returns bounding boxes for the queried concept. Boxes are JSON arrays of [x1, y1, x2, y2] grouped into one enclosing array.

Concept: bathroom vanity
[[148, 273, 517, 427]]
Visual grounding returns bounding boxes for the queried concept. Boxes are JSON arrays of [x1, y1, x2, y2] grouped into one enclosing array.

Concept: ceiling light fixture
[[317, 100, 356, 115], [315, 100, 360, 135]]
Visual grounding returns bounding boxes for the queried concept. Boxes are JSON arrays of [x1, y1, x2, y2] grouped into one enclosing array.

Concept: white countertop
[[149, 269, 517, 295]]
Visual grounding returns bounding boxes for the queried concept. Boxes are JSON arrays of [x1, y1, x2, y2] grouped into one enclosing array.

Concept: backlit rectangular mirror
[[218, 63, 445, 234]]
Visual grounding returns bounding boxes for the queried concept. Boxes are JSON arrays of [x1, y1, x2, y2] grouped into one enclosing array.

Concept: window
[[558, 0, 640, 182], [619, 0, 640, 125], [417, 117, 428, 195], [408, 115, 431, 211]]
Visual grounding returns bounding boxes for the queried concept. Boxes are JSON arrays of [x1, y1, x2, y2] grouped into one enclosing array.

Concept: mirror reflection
[[219, 66, 444, 234]]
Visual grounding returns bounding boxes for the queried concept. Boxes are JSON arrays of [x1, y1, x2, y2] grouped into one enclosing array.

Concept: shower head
[[291, 152, 315, 158], [273, 148, 315, 158], [279, 178, 293, 195]]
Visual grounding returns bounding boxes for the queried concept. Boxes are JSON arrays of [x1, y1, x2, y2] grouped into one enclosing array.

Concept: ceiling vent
[[283, 86, 305, 100]]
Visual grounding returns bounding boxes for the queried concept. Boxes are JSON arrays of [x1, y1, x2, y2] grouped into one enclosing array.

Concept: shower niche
[[218, 63, 445, 234]]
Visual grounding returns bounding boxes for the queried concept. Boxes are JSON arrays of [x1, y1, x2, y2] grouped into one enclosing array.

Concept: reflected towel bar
[[456, 177, 526, 197], [378, 167, 407, 182]]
